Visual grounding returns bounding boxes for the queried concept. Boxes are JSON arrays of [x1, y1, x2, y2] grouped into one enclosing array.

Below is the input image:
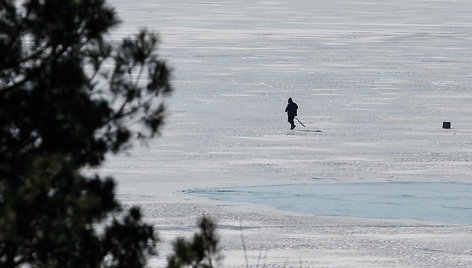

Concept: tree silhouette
[[0, 0, 172, 266], [167, 217, 222, 268]]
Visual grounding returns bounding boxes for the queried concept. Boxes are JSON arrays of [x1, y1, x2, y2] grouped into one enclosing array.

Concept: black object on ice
[[443, 122, 451, 129]]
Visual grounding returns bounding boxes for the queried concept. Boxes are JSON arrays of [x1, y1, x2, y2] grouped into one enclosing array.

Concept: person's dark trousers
[[288, 115, 296, 129]]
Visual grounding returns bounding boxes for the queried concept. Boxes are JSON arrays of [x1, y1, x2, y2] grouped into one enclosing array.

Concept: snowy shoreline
[[125, 196, 472, 268]]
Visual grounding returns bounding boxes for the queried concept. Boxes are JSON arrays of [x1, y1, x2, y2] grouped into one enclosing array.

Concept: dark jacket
[[285, 98, 298, 117]]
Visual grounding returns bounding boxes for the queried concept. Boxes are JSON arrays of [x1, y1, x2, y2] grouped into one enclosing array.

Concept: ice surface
[[97, 0, 472, 266], [189, 182, 472, 224]]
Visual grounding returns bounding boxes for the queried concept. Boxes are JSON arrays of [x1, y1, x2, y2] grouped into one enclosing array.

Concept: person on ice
[[285, 97, 298, 130]]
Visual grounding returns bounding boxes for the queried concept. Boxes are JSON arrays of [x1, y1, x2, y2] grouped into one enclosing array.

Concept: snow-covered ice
[[99, 0, 472, 266]]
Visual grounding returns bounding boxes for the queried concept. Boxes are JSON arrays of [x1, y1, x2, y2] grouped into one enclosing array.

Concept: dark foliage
[[167, 217, 222, 268], [0, 0, 172, 267]]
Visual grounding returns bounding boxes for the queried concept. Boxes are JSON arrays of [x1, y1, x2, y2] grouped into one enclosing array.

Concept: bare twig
[[239, 219, 249, 268]]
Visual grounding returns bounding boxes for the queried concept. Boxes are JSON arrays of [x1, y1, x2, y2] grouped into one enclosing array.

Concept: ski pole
[[295, 117, 306, 127]]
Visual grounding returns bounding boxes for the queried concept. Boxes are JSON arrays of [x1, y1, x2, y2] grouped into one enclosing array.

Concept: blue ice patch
[[188, 182, 472, 224]]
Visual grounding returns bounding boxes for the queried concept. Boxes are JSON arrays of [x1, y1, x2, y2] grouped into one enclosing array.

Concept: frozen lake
[[107, 0, 472, 187], [100, 0, 472, 266], [189, 182, 472, 224]]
